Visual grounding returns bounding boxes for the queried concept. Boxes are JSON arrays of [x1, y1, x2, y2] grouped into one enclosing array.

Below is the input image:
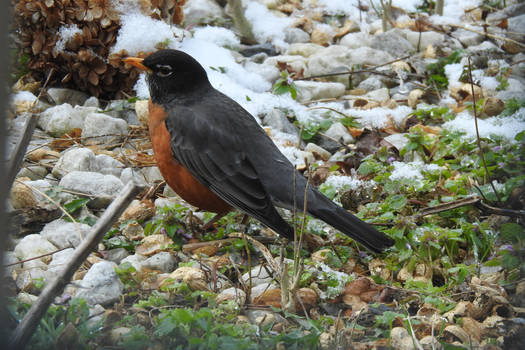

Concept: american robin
[[123, 49, 394, 252]]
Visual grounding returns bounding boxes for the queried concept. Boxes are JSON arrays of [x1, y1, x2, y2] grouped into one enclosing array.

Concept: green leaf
[[64, 198, 90, 214], [500, 223, 524, 243]]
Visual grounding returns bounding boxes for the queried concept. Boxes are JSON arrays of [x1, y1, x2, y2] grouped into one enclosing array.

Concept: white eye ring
[[156, 64, 173, 77]]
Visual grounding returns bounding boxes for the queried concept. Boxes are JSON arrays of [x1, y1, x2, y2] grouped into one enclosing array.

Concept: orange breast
[[148, 101, 231, 214]]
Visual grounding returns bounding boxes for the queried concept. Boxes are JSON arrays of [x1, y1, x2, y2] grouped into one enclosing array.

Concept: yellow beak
[[123, 57, 152, 73]]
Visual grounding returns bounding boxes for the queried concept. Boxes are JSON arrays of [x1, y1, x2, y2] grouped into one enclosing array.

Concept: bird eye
[[156, 64, 173, 77]]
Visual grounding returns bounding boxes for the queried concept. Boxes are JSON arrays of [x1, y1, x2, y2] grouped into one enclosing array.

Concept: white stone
[[95, 154, 124, 177], [324, 122, 354, 145], [370, 29, 414, 57], [41, 219, 91, 249], [82, 113, 128, 146], [339, 32, 372, 49], [142, 252, 177, 273], [285, 43, 325, 57], [294, 80, 346, 102], [52, 147, 98, 178], [120, 254, 147, 272], [59, 171, 124, 208], [14, 234, 57, 262], [405, 31, 445, 50], [183, 0, 224, 26], [38, 104, 84, 137], [75, 261, 124, 305], [241, 265, 273, 286], [45, 248, 75, 282]]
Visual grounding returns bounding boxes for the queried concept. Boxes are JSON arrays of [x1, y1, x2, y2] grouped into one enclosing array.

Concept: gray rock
[[3, 251, 20, 277], [508, 14, 525, 41], [183, 0, 224, 26], [452, 28, 484, 47], [405, 31, 445, 50], [241, 265, 273, 286], [75, 261, 124, 305], [306, 45, 353, 78], [95, 154, 124, 177], [142, 252, 177, 273], [14, 234, 57, 262], [324, 122, 354, 145], [244, 61, 280, 83], [86, 304, 106, 329], [312, 133, 343, 153], [59, 171, 124, 208], [45, 248, 75, 282], [264, 55, 308, 75], [357, 76, 386, 91], [239, 43, 278, 57], [370, 29, 414, 57], [365, 87, 390, 102], [52, 147, 98, 178], [16, 260, 47, 293], [263, 109, 299, 135], [17, 165, 48, 180], [104, 248, 130, 264], [294, 80, 346, 102], [104, 100, 139, 125], [245, 309, 284, 325], [352, 46, 396, 66], [82, 113, 128, 146], [383, 133, 409, 151], [217, 287, 246, 305], [304, 143, 331, 160], [41, 219, 91, 249], [284, 27, 310, 44], [285, 43, 325, 57], [120, 254, 147, 272], [38, 104, 84, 137], [47, 88, 89, 106], [339, 32, 372, 49], [140, 166, 164, 184], [17, 292, 39, 305], [120, 168, 148, 187], [486, 2, 525, 24], [467, 41, 502, 53], [83, 96, 100, 108]]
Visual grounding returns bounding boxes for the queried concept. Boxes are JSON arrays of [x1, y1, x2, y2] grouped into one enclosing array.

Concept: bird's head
[[124, 49, 210, 104]]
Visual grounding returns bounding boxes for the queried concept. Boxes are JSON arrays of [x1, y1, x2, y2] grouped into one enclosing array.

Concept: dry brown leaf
[[135, 234, 174, 256], [253, 288, 282, 308]]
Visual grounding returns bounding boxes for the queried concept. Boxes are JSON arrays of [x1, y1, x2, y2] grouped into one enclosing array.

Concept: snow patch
[[443, 110, 525, 141], [55, 24, 82, 54]]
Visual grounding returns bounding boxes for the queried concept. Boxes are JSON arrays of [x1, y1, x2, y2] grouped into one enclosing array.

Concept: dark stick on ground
[[8, 182, 142, 350]]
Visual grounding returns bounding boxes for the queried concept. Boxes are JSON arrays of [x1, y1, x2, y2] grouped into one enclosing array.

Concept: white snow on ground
[[244, 0, 293, 50], [192, 26, 241, 49], [313, 0, 481, 25], [323, 174, 376, 193], [442, 109, 525, 142], [390, 161, 442, 188], [110, 13, 185, 55]]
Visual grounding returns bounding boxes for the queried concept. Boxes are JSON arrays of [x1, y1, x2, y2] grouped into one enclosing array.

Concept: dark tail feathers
[[309, 193, 394, 253]]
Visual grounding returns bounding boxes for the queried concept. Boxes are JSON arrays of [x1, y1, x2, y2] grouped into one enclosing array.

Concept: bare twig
[[449, 24, 525, 48], [7, 69, 54, 190], [467, 56, 503, 205], [8, 182, 141, 350], [4, 247, 69, 268]]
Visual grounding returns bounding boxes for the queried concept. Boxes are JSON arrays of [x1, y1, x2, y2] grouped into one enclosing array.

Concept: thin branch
[[7, 69, 54, 190], [467, 56, 503, 205], [8, 182, 141, 350]]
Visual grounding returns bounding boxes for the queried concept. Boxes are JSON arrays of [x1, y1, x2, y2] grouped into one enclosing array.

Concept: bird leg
[[201, 211, 229, 231]]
